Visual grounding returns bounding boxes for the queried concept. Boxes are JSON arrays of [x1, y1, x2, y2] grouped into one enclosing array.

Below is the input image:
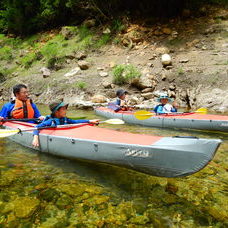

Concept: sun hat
[[157, 93, 172, 102], [116, 89, 128, 98], [49, 100, 69, 114]]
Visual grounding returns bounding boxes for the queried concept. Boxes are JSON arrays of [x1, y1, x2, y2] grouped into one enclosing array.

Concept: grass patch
[[95, 34, 111, 48], [112, 19, 125, 32], [112, 64, 141, 85], [20, 52, 38, 68], [75, 81, 87, 89], [177, 67, 184, 75], [0, 46, 13, 61]]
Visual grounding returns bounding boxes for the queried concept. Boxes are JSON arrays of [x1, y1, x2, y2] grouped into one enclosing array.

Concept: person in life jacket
[[0, 84, 44, 122], [154, 93, 178, 114], [32, 100, 100, 147], [108, 89, 133, 112]]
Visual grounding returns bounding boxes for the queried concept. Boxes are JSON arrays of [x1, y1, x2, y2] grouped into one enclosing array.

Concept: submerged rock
[[13, 197, 40, 218]]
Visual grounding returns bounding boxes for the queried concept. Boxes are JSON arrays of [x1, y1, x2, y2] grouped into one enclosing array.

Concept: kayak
[[95, 107, 228, 132], [2, 121, 221, 178]]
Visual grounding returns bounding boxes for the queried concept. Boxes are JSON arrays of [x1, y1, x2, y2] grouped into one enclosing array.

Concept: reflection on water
[[0, 106, 227, 227]]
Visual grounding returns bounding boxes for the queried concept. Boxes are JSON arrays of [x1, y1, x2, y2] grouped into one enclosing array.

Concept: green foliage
[[112, 19, 125, 32], [177, 67, 184, 75], [95, 34, 111, 48], [75, 81, 87, 89], [20, 52, 37, 68], [112, 64, 141, 85], [0, 46, 13, 61]]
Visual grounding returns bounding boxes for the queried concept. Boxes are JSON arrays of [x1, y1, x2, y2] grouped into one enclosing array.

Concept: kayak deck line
[[2, 121, 222, 178]]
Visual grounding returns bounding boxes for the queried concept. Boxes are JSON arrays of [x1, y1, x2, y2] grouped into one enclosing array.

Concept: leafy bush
[[112, 64, 141, 85]]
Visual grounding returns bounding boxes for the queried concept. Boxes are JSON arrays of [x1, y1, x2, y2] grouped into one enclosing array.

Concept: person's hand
[[38, 116, 45, 121], [89, 119, 100, 125], [32, 135, 40, 147], [172, 101, 179, 109], [0, 116, 4, 121]]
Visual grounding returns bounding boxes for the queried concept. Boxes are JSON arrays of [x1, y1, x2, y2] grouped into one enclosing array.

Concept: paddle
[[134, 108, 208, 120], [0, 116, 86, 123], [0, 118, 124, 138], [0, 118, 40, 122]]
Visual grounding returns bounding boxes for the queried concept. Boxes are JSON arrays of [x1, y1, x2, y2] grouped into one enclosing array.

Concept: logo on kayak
[[221, 123, 228, 127], [125, 149, 149, 158]]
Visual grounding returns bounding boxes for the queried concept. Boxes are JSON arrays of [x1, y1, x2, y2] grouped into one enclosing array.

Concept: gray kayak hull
[[3, 122, 222, 178], [95, 107, 228, 132]]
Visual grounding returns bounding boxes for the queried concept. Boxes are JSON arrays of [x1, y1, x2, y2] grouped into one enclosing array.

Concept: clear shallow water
[[0, 105, 227, 227]]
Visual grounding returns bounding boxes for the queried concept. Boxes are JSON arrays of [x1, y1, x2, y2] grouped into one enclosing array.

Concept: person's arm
[[32, 119, 53, 147], [0, 103, 12, 119], [67, 118, 100, 125]]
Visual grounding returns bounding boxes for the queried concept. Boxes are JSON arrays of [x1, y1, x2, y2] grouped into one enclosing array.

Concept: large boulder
[[91, 94, 107, 103], [131, 74, 157, 90]]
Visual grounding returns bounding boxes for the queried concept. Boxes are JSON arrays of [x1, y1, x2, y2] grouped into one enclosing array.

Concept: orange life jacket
[[11, 99, 35, 119]]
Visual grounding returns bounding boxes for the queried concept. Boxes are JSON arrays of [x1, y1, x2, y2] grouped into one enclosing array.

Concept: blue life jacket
[[44, 115, 68, 125], [108, 99, 121, 112], [154, 104, 164, 114]]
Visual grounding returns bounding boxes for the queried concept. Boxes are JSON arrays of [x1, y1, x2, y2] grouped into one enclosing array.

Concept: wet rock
[[64, 67, 80, 77], [13, 197, 40, 218], [142, 88, 154, 93], [40, 67, 51, 78], [99, 72, 108, 77], [56, 194, 73, 209], [141, 92, 154, 100], [130, 214, 150, 225], [91, 94, 107, 103], [78, 60, 90, 70], [39, 188, 60, 202], [161, 54, 172, 66]]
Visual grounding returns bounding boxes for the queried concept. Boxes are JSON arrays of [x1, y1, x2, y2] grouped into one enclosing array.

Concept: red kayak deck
[[3, 122, 162, 146], [98, 107, 228, 121]]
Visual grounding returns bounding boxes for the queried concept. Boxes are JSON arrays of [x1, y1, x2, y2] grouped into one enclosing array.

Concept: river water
[[0, 105, 227, 227]]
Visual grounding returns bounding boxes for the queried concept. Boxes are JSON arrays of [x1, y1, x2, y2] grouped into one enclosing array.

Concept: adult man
[[0, 84, 44, 121]]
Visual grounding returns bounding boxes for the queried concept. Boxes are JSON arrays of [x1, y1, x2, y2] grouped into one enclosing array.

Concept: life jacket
[[11, 99, 34, 119], [108, 99, 121, 112], [153, 104, 164, 114], [44, 115, 68, 125]]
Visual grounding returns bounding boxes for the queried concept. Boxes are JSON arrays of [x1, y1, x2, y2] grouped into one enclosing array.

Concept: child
[[108, 89, 132, 112], [32, 100, 99, 147], [154, 94, 178, 114]]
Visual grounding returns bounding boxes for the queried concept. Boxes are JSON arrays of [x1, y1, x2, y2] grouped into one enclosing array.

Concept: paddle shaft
[[15, 120, 120, 133], [0, 118, 40, 122]]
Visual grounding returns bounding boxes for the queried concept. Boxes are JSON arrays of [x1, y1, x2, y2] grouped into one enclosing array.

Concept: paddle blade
[[134, 110, 154, 120], [0, 129, 20, 138], [195, 108, 207, 114], [103, 119, 125, 124]]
